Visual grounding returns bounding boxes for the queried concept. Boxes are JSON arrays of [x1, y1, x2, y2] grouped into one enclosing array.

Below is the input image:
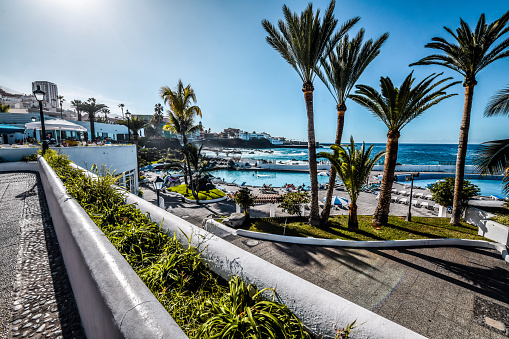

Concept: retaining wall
[[36, 158, 187, 339], [126, 194, 425, 339], [465, 207, 509, 246]]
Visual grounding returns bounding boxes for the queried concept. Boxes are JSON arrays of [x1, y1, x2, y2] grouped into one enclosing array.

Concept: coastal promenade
[[141, 176, 509, 338], [0, 172, 84, 338]]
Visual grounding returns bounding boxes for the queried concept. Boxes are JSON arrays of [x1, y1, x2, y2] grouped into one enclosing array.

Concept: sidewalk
[[0, 172, 85, 338]]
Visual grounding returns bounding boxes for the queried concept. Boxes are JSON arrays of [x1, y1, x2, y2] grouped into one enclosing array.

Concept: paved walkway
[[0, 172, 85, 339], [140, 178, 509, 338]]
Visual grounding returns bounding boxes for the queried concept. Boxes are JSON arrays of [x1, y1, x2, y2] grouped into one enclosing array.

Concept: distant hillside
[[0, 85, 24, 97]]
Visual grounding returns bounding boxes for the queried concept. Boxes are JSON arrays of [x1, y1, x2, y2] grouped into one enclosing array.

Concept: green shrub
[[279, 191, 310, 217], [167, 184, 225, 200], [429, 177, 480, 211], [234, 187, 255, 217]]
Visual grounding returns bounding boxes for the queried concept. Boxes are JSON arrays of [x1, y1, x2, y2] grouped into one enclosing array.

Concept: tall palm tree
[[318, 137, 384, 230], [101, 108, 110, 122], [160, 80, 202, 187], [118, 103, 125, 119], [70, 100, 83, 121], [152, 103, 164, 136], [475, 86, 509, 195], [58, 95, 65, 119], [262, 0, 359, 226], [125, 116, 149, 174], [318, 29, 389, 225], [350, 72, 459, 226], [410, 10, 509, 225], [80, 98, 107, 141]]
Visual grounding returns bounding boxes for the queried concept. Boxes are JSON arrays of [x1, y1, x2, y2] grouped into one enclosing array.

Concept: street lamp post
[[125, 110, 131, 143], [406, 172, 420, 222], [153, 176, 164, 208], [33, 86, 48, 153]]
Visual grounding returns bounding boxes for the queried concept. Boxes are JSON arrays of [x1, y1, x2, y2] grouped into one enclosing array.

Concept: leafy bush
[[279, 191, 310, 217], [429, 177, 480, 211], [235, 187, 255, 217], [21, 153, 38, 162], [196, 276, 309, 338]]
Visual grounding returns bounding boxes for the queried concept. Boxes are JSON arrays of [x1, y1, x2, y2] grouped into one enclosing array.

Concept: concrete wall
[[126, 194, 425, 339], [0, 147, 39, 161], [36, 157, 187, 339], [465, 207, 509, 246]]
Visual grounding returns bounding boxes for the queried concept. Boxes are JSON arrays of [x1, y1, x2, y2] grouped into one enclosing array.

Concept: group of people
[[283, 183, 308, 192]]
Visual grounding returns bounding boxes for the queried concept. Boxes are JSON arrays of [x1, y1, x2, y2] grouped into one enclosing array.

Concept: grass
[[238, 215, 489, 242], [479, 205, 509, 226], [167, 184, 225, 200]]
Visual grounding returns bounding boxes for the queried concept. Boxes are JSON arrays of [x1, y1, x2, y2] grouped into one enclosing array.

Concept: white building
[[32, 81, 58, 109]]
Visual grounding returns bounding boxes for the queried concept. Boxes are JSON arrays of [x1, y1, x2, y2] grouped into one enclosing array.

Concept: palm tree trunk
[[77, 110, 82, 121], [348, 202, 358, 231], [181, 132, 189, 185], [321, 105, 346, 226], [372, 130, 400, 226], [90, 114, 95, 142], [451, 85, 475, 225], [303, 81, 320, 226], [134, 133, 140, 177]]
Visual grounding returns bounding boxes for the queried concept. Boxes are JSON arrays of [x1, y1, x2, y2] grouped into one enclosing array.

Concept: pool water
[[410, 178, 506, 198], [209, 169, 333, 188]]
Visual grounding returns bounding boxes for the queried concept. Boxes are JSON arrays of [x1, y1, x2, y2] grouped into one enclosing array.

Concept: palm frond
[[484, 86, 509, 117]]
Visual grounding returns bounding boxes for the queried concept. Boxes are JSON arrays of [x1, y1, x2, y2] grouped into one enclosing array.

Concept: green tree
[[70, 100, 83, 121], [58, 95, 65, 119], [350, 72, 459, 226], [80, 98, 107, 141], [152, 103, 164, 136], [318, 137, 384, 230], [160, 80, 202, 186], [474, 86, 509, 195], [101, 108, 110, 122], [0, 104, 10, 112], [430, 177, 480, 213], [119, 116, 149, 174], [262, 0, 359, 226], [118, 103, 125, 119], [234, 187, 255, 219], [279, 191, 311, 217], [410, 10, 509, 225], [318, 28, 388, 225]]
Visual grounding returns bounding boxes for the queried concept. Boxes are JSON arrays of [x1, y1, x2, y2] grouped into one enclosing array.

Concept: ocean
[[204, 144, 483, 165]]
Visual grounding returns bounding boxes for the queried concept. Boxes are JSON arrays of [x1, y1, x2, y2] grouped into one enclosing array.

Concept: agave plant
[[195, 276, 308, 339]]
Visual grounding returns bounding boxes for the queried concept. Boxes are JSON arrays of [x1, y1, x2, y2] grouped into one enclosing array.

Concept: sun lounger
[[399, 197, 408, 204], [399, 190, 407, 196], [391, 195, 398, 203], [420, 201, 430, 209], [392, 189, 399, 194], [412, 200, 421, 207], [433, 203, 441, 211], [415, 192, 423, 199], [425, 194, 433, 200]]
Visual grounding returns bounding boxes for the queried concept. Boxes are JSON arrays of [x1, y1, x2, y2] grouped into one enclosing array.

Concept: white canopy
[[25, 119, 87, 132]]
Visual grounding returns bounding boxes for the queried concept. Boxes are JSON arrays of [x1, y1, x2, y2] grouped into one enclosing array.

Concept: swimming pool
[[409, 178, 506, 198], [209, 169, 333, 187]]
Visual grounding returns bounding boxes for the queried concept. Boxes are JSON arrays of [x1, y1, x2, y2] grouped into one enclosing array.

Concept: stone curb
[[126, 194, 425, 339], [37, 157, 187, 339], [204, 220, 509, 264]]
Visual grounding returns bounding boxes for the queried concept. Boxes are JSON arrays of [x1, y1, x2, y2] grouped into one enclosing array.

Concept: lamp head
[[125, 110, 131, 119], [31, 117, 36, 122], [33, 85, 45, 102], [153, 176, 164, 190]]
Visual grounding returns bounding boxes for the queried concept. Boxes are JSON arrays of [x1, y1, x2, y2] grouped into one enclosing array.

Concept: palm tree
[[80, 98, 107, 141], [101, 108, 110, 122], [118, 103, 125, 119], [152, 103, 164, 136], [475, 86, 509, 195], [0, 104, 10, 112], [262, 0, 359, 226], [350, 72, 459, 226], [160, 80, 202, 187], [318, 29, 389, 225], [70, 100, 83, 121], [126, 116, 149, 174], [318, 137, 384, 230], [58, 95, 65, 119], [410, 11, 509, 225]]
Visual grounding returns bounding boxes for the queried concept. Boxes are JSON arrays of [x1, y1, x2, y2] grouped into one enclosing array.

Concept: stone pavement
[[225, 237, 509, 338], [0, 172, 85, 339]]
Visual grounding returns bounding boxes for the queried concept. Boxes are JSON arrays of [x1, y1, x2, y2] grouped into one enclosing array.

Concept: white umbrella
[[25, 119, 87, 131], [318, 172, 329, 176]]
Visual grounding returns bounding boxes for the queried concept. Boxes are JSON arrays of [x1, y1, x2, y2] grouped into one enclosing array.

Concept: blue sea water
[[204, 144, 482, 165]]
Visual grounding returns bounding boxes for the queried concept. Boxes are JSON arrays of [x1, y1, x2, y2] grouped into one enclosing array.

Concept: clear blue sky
[[1, 0, 508, 144]]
